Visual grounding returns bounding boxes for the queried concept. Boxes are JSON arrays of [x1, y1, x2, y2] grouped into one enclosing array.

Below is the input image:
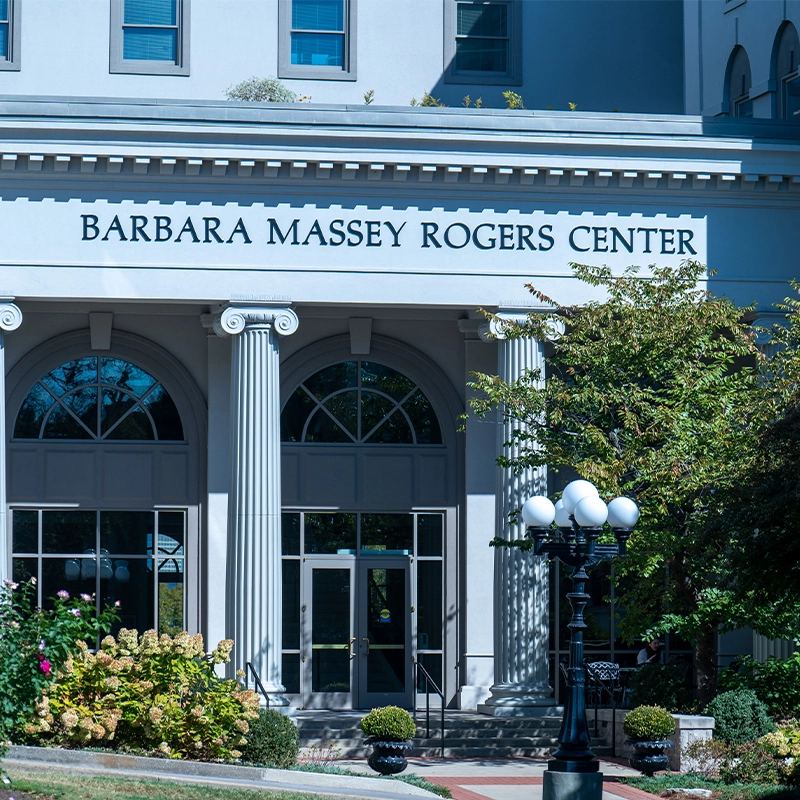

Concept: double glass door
[[302, 555, 412, 709]]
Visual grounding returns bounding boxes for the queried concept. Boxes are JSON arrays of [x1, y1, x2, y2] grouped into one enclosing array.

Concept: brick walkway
[[428, 776, 660, 800]]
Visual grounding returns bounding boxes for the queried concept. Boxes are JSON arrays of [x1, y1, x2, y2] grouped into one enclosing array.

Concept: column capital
[[478, 311, 529, 342], [0, 299, 22, 332], [215, 304, 299, 338]]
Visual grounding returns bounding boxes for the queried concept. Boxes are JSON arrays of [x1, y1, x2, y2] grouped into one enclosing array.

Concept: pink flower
[[56, 590, 69, 600], [69, 609, 81, 617], [39, 660, 51, 676], [114, 600, 121, 607], [80, 593, 91, 602], [39, 640, 46, 650]]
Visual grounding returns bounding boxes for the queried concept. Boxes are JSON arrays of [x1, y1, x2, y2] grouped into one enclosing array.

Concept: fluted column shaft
[[480, 314, 556, 716], [0, 299, 22, 586], [220, 304, 298, 705]]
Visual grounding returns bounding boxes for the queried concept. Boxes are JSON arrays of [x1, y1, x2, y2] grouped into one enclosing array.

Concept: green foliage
[[360, 706, 416, 741], [706, 689, 775, 744], [623, 773, 796, 799], [0, 579, 117, 764], [410, 92, 446, 107], [502, 90, 524, 109], [623, 705, 676, 740], [224, 77, 297, 103], [681, 737, 729, 777], [462, 95, 483, 108], [363, 89, 374, 105], [22, 629, 260, 761], [568, 101, 578, 111], [240, 708, 299, 768], [720, 652, 800, 719], [628, 665, 691, 712]]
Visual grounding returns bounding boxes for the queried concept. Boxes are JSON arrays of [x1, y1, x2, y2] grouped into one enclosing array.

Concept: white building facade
[[0, 0, 798, 712]]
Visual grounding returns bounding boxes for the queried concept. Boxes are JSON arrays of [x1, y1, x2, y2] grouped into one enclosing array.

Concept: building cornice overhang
[[2, 95, 800, 194]]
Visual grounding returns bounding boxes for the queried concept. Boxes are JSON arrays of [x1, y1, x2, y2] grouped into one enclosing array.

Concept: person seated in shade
[[637, 639, 665, 666]]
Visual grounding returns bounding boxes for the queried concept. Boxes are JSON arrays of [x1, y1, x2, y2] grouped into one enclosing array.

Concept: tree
[[469, 260, 795, 705]]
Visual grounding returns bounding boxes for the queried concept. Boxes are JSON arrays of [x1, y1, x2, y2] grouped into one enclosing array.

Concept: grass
[[5, 768, 347, 800], [621, 774, 800, 799]]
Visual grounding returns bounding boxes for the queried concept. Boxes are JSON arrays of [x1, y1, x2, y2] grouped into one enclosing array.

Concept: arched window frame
[[773, 21, 800, 119], [725, 45, 753, 118]]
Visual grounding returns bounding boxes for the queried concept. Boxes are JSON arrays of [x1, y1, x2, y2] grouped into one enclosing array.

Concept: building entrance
[[303, 555, 412, 709]]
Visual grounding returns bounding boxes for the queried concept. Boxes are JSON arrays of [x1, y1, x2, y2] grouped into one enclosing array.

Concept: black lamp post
[[521, 479, 639, 800]]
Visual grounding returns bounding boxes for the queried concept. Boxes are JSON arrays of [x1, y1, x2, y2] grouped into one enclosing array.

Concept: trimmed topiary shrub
[[629, 664, 691, 712], [705, 688, 775, 744], [361, 706, 416, 742], [623, 705, 676, 741], [239, 708, 299, 768]]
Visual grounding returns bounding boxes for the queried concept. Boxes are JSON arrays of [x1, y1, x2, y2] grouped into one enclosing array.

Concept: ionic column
[[0, 299, 22, 585], [217, 303, 298, 706], [478, 313, 557, 717]]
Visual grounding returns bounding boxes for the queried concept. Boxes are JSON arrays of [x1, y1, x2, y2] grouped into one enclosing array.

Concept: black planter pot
[[366, 739, 413, 775], [625, 739, 673, 777]]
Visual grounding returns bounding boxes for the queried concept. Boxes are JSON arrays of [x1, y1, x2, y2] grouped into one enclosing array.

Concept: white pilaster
[[0, 299, 23, 585], [218, 303, 298, 705], [478, 313, 558, 717]]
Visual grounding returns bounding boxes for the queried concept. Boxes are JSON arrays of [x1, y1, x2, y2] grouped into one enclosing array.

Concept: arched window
[[14, 356, 184, 441], [774, 22, 800, 118], [281, 360, 442, 445], [726, 46, 753, 117]]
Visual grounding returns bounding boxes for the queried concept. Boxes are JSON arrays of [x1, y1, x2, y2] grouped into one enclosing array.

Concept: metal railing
[[414, 661, 445, 758], [243, 661, 270, 708]]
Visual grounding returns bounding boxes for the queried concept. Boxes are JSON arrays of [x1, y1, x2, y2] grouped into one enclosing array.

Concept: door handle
[[362, 637, 370, 655], [349, 637, 356, 659]]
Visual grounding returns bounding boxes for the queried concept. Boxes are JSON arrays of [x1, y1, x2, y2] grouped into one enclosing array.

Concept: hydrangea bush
[[23, 628, 260, 761]]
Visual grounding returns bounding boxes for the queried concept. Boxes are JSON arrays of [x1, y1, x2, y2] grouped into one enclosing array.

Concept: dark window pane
[[12, 557, 37, 585], [101, 388, 135, 435], [361, 514, 413, 553], [281, 387, 317, 442], [305, 513, 356, 554], [13, 383, 55, 438], [416, 652, 442, 693], [364, 408, 414, 444], [63, 387, 98, 433], [456, 38, 507, 72], [105, 406, 155, 440], [41, 358, 97, 397], [157, 560, 183, 635], [417, 514, 443, 557], [0, 0, 9, 21], [42, 405, 92, 439], [403, 389, 442, 444], [157, 512, 185, 561], [304, 408, 352, 443], [12, 510, 38, 553], [101, 358, 156, 397], [785, 74, 800, 117], [42, 510, 95, 554], [324, 391, 358, 437], [124, 0, 176, 25], [417, 560, 443, 650], [360, 390, 396, 438], [303, 362, 357, 399], [282, 560, 301, 649], [123, 27, 177, 61], [282, 513, 301, 556], [457, 2, 507, 37], [42, 557, 96, 610], [291, 32, 343, 66], [282, 653, 300, 694], [360, 362, 415, 401], [102, 557, 155, 636], [292, 0, 343, 31], [142, 384, 183, 441], [0, 23, 7, 59], [100, 511, 154, 555]]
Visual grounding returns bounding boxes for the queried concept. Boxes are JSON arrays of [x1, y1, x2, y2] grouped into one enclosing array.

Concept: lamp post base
[[542, 770, 603, 800]]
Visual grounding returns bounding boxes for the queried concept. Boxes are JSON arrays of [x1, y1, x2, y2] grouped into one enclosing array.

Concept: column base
[[542, 770, 603, 800], [477, 702, 563, 717], [479, 683, 561, 717], [458, 685, 492, 710]]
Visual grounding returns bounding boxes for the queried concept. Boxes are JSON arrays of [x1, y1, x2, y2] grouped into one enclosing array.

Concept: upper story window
[[279, 0, 357, 81], [726, 45, 753, 117], [445, 0, 521, 86], [14, 356, 184, 442], [281, 360, 442, 445], [110, 0, 190, 76], [774, 21, 800, 119], [0, 0, 21, 71]]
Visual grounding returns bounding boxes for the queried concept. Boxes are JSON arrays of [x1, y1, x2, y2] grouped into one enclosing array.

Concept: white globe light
[[607, 496, 640, 528], [574, 495, 609, 527], [521, 496, 556, 527], [561, 480, 599, 514], [554, 499, 572, 528]]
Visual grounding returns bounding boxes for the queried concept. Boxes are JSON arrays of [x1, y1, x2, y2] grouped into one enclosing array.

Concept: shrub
[[681, 737, 729, 777], [239, 708, 299, 768], [225, 77, 296, 103], [629, 664, 691, 712], [361, 706, 416, 741], [705, 689, 775, 744], [623, 705, 676, 741], [721, 652, 800, 720], [22, 629, 260, 761], [719, 739, 784, 785]]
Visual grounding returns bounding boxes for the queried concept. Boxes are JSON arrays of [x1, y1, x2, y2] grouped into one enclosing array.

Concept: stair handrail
[[243, 661, 270, 709], [414, 661, 445, 758]]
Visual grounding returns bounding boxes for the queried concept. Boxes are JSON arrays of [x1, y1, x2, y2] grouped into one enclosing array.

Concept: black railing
[[244, 661, 270, 708], [414, 661, 445, 758]]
